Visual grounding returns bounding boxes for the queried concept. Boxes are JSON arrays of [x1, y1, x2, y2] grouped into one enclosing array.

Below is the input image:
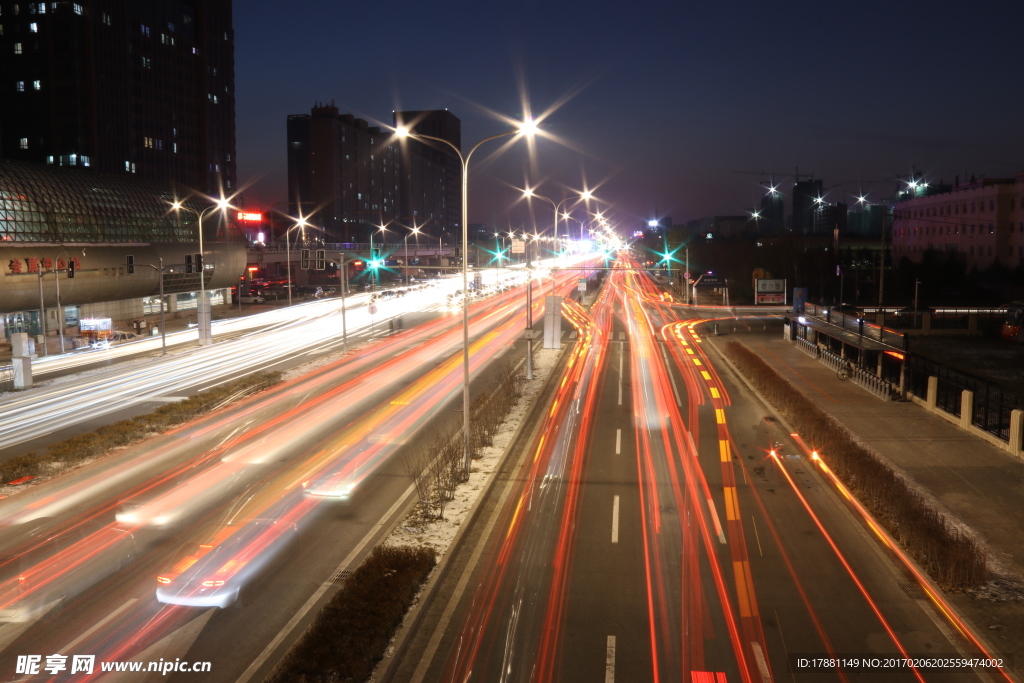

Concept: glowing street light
[[396, 117, 537, 474], [171, 195, 231, 345]]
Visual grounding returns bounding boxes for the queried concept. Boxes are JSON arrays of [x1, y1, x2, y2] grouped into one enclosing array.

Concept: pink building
[[892, 173, 1024, 270]]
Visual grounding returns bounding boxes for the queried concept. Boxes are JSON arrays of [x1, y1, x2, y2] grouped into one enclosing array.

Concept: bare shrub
[[725, 341, 987, 590]]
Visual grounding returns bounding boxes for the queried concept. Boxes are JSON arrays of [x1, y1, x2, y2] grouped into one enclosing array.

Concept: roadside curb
[[699, 327, 1013, 679], [374, 337, 571, 682]]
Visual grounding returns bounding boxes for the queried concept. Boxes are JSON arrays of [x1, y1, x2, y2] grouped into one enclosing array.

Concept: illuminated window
[[29, 21, 36, 31], [19, 137, 28, 149], [33, 79, 40, 90], [14, 42, 22, 54], [74, 3, 82, 14], [16, 81, 24, 91]]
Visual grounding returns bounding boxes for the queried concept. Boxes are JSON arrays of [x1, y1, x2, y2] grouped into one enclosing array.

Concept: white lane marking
[[659, 345, 683, 407], [235, 483, 415, 683], [615, 428, 621, 454], [611, 495, 620, 544], [57, 598, 137, 654], [751, 641, 772, 683], [146, 396, 189, 402], [605, 635, 616, 683], [617, 350, 624, 406]]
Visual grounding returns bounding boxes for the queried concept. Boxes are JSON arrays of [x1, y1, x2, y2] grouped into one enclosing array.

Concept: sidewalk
[[706, 328, 1024, 583]]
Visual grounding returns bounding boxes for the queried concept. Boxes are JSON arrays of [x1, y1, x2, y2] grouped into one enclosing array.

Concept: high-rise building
[[759, 190, 785, 235], [287, 103, 400, 242], [394, 110, 462, 240], [813, 201, 847, 236], [0, 0, 235, 195], [287, 106, 462, 244], [791, 179, 823, 234]]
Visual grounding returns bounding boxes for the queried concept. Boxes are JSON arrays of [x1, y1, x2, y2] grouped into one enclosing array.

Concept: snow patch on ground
[[384, 345, 560, 555]]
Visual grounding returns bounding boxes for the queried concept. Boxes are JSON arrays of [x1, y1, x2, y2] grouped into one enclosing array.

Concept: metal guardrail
[[819, 348, 894, 401], [795, 336, 819, 359], [905, 356, 1024, 442], [0, 364, 13, 393], [802, 303, 907, 350]]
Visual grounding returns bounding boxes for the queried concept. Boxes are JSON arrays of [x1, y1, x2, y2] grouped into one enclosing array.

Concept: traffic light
[[195, 253, 203, 270], [67, 261, 75, 278], [300, 249, 310, 270], [370, 248, 380, 262], [126, 254, 135, 274], [315, 249, 325, 270], [185, 254, 193, 273]]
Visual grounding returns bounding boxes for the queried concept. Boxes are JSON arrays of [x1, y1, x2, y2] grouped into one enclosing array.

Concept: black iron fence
[[905, 355, 1024, 442], [0, 364, 12, 393]]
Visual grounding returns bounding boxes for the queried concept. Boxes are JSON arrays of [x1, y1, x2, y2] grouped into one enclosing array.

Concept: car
[[90, 331, 138, 349], [0, 521, 138, 622], [237, 294, 266, 304], [155, 516, 298, 608]]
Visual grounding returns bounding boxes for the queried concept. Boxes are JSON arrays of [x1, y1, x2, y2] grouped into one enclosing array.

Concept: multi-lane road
[[0, 261, 591, 681], [389, 258, 1010, 683]]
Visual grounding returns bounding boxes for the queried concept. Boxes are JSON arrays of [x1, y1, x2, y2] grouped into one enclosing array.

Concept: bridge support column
[[926, 376, 938, 408], [1009, 410, 1024, 458]]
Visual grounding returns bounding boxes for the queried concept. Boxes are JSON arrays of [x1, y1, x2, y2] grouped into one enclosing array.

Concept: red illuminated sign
[[237, 212, 263, 222]]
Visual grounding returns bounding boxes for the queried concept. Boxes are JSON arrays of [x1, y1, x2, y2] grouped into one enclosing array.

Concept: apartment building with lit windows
[[0, 0, 235, 196], [891, 174, 1024, 271]]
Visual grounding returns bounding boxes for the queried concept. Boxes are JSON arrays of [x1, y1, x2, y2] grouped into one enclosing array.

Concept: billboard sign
[[755, 278, 786, 305], [511, 239, 526, 254]]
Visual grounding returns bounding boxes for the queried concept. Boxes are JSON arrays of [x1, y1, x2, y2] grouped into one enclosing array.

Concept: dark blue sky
[[234, 0, 1024, 230]]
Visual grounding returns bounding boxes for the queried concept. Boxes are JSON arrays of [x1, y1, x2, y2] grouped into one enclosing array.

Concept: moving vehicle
[[1001, 302, 1024, 341]]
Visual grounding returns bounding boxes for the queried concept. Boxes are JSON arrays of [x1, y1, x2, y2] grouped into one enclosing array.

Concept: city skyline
[[234, 0, 1024, 229]]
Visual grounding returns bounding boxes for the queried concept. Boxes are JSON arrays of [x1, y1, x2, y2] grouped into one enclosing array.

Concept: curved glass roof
[[0, 160, 225, 243]]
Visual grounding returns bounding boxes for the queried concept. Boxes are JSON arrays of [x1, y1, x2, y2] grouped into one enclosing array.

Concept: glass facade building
[[0, 159, 228, 243]]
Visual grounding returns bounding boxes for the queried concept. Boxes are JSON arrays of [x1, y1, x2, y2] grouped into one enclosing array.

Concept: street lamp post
[[51, 247, 84, 354], [370, 223, 389, 291], [137, 259, 167, 354], [172, 198, 230, 345], [284, 218, 310, 308], [397, 119, 536, 474], [404, 224, 421, 285], [522, 188, 593, 295]]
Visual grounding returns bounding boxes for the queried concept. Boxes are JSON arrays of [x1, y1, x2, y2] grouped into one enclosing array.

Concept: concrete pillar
[[543, 295, 562, 349], [876, 353, 884, 377], [926, 376, 938, 408], [922, 312, 931, 335], [166, 294, 178, 314], [11, 332, 33, 389], [898, 364, 906, 395], [1010, 410, 1024, 458], [875, 312, 885, 327], [960, 390, 974, 429]]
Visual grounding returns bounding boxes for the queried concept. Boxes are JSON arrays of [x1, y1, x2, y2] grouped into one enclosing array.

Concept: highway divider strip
[[0, 372, 282, 487]]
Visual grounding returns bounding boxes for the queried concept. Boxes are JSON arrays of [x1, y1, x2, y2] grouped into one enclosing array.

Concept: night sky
[[234, 0, 1024, 232]]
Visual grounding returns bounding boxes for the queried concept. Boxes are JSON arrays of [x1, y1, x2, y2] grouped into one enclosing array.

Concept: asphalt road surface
[[388, 259, 1008, 683]]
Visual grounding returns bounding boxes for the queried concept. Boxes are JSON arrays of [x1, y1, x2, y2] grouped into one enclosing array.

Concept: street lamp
[[404, 223, 421, 285], [284, 217, 311, 307], [171, 196, 231, 345], [396, 117, 537, 474], [51, 247, 85, 354]]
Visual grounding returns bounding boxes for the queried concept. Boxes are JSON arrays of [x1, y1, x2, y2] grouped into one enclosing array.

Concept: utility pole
[[878, 207, 888, 308]]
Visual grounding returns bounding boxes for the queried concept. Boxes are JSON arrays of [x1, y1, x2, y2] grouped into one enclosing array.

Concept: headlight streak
[[0, 268, 586, 626], [26, 264, 595, 666], [767, 449, 927, 683], [443, 265, 610, 683], [785, 436, 1013, 682], [618, 262, 755, 682]]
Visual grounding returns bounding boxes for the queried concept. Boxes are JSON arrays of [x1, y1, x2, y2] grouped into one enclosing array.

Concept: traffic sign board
[[368, 303, 378, 315]]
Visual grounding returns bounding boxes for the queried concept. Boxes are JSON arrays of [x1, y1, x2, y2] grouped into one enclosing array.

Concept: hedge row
[[266, 545, 436, 683], [724, 341, 987, 590], [1, 371, 282, 485]]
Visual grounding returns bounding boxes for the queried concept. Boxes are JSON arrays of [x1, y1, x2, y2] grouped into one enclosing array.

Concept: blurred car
[[0, 521, 138, 622], [237, 294, 266, 304], [302, 470, 359, 502], [90, 331, 138, 349], [155, 516, 297, 608]]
